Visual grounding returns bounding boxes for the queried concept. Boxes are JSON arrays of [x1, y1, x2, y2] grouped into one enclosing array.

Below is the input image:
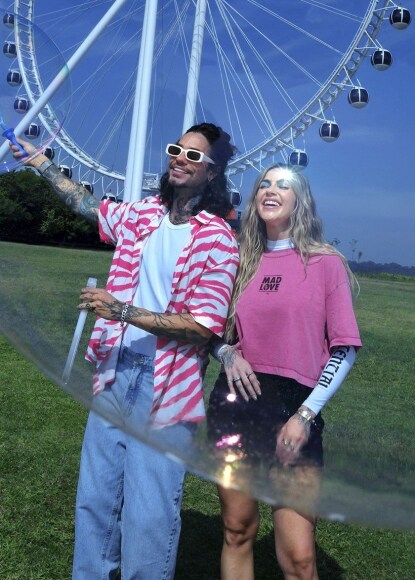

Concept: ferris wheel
[[1, 0, 412, 200]]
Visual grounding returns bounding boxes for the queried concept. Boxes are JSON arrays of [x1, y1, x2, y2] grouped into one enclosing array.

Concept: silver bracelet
[[37, 159, 54, 176], [296, 407, 315, 424], [120, 303, 129, 327]]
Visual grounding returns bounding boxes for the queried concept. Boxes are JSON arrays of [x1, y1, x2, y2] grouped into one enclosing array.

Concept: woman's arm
[[276, 346, 357, 463], [300, 345, 357, 416]]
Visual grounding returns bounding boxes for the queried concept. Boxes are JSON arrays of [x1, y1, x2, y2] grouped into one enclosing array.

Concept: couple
[[14, 122, 360, 580]]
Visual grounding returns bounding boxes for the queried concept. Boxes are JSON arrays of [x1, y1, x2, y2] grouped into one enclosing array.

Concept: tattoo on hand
[[105, 300, 124, 319], [221, 347, 238, 369]]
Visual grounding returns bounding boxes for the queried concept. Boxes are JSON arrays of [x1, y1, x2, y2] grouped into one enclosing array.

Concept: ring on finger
[[246, 372, 254, 378], [283, 439, 290, 446], [232, 377, 241, 383]]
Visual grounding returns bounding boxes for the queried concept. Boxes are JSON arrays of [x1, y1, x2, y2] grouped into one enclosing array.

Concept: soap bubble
[[0, 241, 414, 530], [0, 6, 70, 172]]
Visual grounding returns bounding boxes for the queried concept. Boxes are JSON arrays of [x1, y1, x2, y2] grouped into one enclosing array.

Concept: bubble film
[[0, 241, 414, 530]]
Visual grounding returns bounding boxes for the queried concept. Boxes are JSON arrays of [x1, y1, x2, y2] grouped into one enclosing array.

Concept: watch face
[[298, 409, 313, 421]]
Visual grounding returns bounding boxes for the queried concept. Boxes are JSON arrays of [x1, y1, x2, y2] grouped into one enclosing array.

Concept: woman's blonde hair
[[225, 163, 357, 343]]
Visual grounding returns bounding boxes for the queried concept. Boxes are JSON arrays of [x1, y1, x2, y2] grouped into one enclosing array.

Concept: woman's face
[[255, 167, 297, 240]]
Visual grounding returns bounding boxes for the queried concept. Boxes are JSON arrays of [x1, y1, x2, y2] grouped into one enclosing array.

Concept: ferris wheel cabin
[[24, 123, 40, 139], [319, 121, 340, 143], [371, 49, 392, 71], [7, 69, 22, 86], [390, 8, 411, 30], [44, 147, 55, 160], [3, 41, 16, 58], [230, 190, 242, 207], [59, 165, 72, 179], [102, 193, 118, 202], [348, 87, 369, 108], [80, 181, 94, 194], [289, 150, 309, 168], [2, 13, 14, 27], [14, 97, 30, 113]]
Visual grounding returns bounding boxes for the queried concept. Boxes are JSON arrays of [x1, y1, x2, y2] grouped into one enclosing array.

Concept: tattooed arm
[[11, 139, 99, 224], [37, 162, 99, 223], [124, 305, 213, 345], [79, 287, 213, 346]]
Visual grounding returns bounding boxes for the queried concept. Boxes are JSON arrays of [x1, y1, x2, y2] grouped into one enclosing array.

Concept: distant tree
[[0, 190, 28, 238], [358, 250, 363, 262], [329, 237, 341, 248], [349, 239, 358, 261], [0, 169, 99, 246]]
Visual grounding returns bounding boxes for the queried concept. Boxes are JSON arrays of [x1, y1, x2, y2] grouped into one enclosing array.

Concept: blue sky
[[1, 0, 414, 266]]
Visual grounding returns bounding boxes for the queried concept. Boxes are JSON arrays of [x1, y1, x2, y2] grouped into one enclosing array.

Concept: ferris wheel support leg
[[182, 0, 208, 134], [124, 0, 159, 202], [0, 0, 129, 163]]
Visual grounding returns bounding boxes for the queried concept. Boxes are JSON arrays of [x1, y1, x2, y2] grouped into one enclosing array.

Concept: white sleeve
[[302, 346, 357, 415]]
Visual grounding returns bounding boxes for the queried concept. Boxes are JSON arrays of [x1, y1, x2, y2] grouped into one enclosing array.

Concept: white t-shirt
[[122, 215, 191, 355]]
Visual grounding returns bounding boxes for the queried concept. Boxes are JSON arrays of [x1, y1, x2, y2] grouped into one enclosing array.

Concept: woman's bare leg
[[218, 486, 260, 580], [273, 507, 318, 580]]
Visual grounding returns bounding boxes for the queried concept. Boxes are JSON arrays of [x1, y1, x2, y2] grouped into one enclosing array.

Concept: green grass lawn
[[1, 242, 415, 579]]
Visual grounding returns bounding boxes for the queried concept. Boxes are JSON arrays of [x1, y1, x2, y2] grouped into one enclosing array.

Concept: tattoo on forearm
[[126, 306, 209, 345], [78, 194, 100, 221], [42, 164, 99, 223]]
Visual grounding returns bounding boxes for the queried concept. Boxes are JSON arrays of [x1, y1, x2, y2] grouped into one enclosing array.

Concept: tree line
[[0, 169, 103, 247], [2, 169, 414, 277]]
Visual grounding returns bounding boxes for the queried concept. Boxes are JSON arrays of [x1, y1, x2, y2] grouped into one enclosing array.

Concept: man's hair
[[159, 122, 237, 218]]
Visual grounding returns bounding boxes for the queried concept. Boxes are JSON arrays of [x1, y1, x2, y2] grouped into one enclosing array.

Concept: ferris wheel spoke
[[4, 0, 410, 194]]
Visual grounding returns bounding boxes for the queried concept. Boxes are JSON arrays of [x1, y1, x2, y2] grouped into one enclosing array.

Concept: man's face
[[167, 132, 216, 193]]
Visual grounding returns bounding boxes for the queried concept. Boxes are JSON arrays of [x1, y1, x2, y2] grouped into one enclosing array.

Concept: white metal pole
[[62, 277, 97, 385], [182, 0, 208, 134], [0, 0, 129, 161], [123, 0, 159, 202]]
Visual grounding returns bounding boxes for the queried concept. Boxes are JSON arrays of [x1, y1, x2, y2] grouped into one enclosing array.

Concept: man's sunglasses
[[165, 143, 215, 164]]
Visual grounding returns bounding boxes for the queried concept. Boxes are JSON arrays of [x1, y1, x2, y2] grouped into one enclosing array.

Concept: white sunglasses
[[166, 143, 215, 164]]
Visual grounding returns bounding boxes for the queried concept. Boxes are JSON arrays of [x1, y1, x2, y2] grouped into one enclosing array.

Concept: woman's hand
[[276, 412, 312, 466], [220, 346, 261, 401], [78, 287, 124, 322]]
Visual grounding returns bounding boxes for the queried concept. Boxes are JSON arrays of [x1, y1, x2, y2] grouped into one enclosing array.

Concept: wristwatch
[[296, 407, 315, 423]]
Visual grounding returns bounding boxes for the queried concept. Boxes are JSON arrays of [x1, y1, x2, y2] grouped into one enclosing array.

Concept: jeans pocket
[[119, 360, 155, 423]]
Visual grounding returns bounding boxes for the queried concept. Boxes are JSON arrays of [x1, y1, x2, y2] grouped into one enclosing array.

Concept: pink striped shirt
[[86, 195, 238, 426]]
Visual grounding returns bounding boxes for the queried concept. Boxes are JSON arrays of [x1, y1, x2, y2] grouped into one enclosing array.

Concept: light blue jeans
[[72, 347, 195, 580]]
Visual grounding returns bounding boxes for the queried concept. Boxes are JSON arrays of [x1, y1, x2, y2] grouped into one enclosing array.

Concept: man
[[15, 123, 239, 579]]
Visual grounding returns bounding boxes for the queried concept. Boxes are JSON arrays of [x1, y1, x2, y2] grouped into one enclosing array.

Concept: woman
[[208, 164, 362, 580]]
